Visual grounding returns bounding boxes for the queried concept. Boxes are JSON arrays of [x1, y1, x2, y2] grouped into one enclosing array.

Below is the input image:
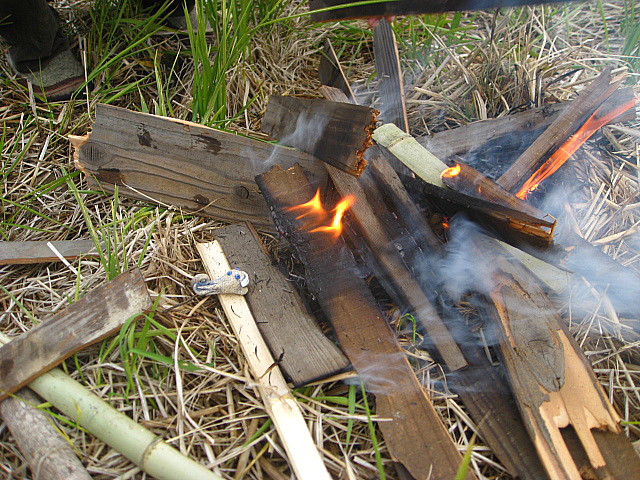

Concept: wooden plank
[[308, 0, 566, 22], [0, 389, 93, 480], [256, 164, 472, 480], [213, 223, 350, 386], [195, 241, 332, 480], [71, 104, 326, 231], [317, 39, 355, 102], [0, 269, 151, 401], [261, 95, 377, 176], [497, 68, 622, 192], [0, 239, 97, 265], [373, 20, 409, 134], [477, 235, 640, 480]]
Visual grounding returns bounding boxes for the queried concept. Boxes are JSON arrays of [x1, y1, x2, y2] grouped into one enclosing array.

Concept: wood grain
[[214, 223, 350, 386], [373, 20, 409, 134], [196, 241, 332, 480], [261, 95, 377, 176], [72, 104, 326, 231], [256, 164, 473, 480], [0, 269, 151, 401], [0, 240, 97, 265]]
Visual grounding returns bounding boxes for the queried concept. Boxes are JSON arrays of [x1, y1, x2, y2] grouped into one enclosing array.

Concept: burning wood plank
[[196, 240, 332, 480], [261, 95, 377, 176], [373, 20, 410, 134], [472, 234, 640, 480], [0, 269, 151, 401], [0, 239, 97, 265], [256, 163, 472, 480], [70, 104, 326, 231], [497, 69, 638, 194], [213, 223, 350, 386], [374, 123, 556, 246]]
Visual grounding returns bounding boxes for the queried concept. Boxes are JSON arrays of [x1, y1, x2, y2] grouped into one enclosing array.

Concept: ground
[[0, 0, 639, 479]]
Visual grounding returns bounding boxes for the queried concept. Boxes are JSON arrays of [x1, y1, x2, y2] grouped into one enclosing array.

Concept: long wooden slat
[[71, 104, 326, 231], [0, 269, 151, 401], [261, 95, 377, 176], [195, 241, 332, 480], [318, 39, 355, 102], [256, 164, 472, 480], [373, 20, 409, 134], [213, 223, 350, 386], [308, 0, 567, 22], [0, 240, 97, 265]]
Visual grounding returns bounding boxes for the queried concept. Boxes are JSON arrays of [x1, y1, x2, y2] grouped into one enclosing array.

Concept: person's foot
[[7, 47, 84, 102]]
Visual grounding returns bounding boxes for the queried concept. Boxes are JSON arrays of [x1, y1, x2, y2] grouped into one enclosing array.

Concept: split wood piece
[[196, 241, 332, 480], [0, 388, 93, 480], [417, 90, 636, 161], [213, 223, 350, 386], [261, 95, 377, 176], [475, 235, 640, 480], [308, 0, 563, 22], [0, 239, 97, 265], [325, 163, 467, 371], [497, 68, 624, 192], [255, 164, 472, 480], [70, 104, 326, 231], [374, 123, 555, 246], [441, 160, 556, 228], [0, 269, 151, 401], [321, 87, 548, 480], [318, 39, 355, 102], [373, 20, 409, 134]]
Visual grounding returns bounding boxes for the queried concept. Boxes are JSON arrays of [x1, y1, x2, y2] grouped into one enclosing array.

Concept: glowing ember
[[286, 188, 325, 219], [311, 195, 356, 236], [516, 97, 638, 199], [441, 164, 461, 179]]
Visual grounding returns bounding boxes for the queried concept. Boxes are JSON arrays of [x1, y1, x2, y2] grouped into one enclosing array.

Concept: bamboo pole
[[196, 241, 332, 480], [0, 331, 222, 480]]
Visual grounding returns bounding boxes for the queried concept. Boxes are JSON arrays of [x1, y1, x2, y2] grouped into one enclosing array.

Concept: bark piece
[[196, 241, 332, 480], [0, 388, 93, 480], [214, 223, 350, 386], [373, 20, 409, 134], [256, 164, 472, 480], [476, 235, 640, 480], [0, 240, 97, 265], [0, 269, 151, 401], [261, 95, 377, 176], [71, 104, 326, 231], [318, 39, 355, 102]]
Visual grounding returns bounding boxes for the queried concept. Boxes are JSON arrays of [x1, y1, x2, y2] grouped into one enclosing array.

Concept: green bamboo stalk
[[0, 332, 222, 480]]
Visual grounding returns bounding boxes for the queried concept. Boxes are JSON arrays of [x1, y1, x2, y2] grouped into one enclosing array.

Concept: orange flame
[[441, 164, 461, 179], [516, 97, 638, 199], [287, 189, 355, 237], [310, 195, 356, 237]]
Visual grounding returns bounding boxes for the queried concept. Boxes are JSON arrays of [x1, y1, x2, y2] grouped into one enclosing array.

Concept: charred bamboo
[[256, 164, 472, 480]]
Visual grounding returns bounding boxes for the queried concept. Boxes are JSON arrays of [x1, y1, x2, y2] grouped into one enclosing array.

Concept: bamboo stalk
[[196, 241, 332, 480], [0, 332, 222, 480]]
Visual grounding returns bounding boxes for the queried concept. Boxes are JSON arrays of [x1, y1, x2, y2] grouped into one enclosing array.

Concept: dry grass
[[1, 0, 639, 479]]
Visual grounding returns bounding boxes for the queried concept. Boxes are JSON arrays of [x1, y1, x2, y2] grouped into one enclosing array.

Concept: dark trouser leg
[[0, 0, 69, 72], [140, 0, 195, 15]]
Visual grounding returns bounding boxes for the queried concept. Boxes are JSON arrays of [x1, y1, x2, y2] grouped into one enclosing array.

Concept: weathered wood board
[[213, 223, 350, 386], [72, 104, 326, 231], [0, 269, 151, 401], [318, 39, 355, 102], [256, 164, 473, 480], [0, 239, 97, 265], [261, 95, 377, 176], [373, 20, 409, 134]]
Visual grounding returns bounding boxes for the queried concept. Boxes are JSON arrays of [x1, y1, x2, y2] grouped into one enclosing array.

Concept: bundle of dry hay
[[1, 0, 638, 478]]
